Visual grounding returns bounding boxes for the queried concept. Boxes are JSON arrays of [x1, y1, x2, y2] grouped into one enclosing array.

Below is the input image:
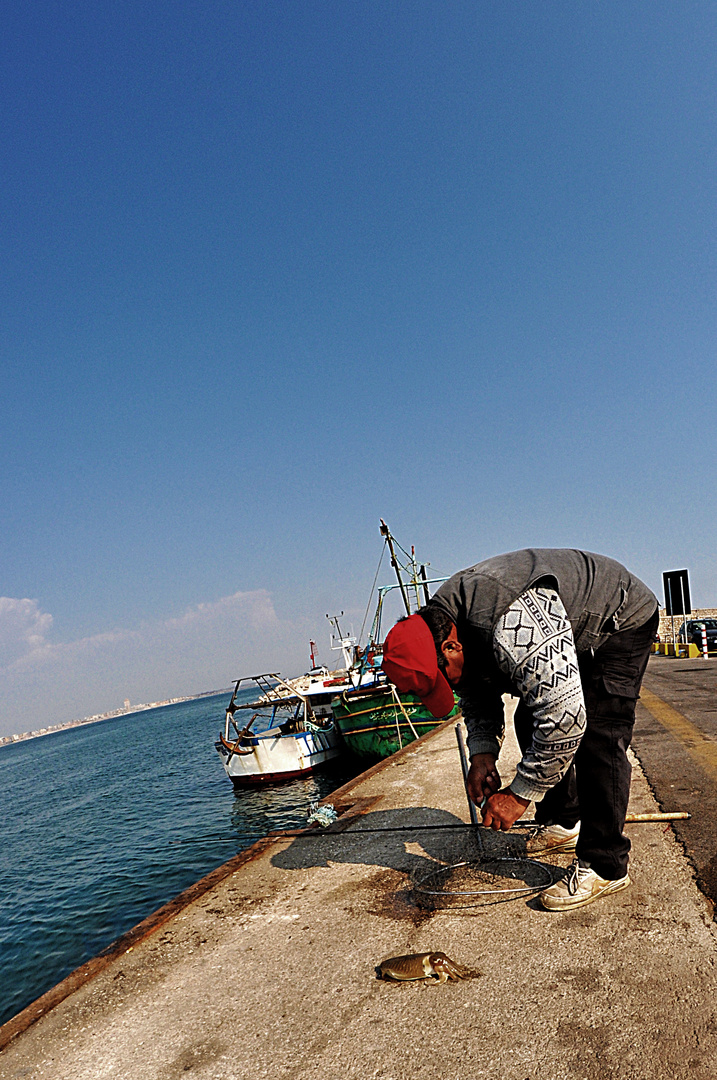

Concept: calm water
[[0, 693, 361, 1027]]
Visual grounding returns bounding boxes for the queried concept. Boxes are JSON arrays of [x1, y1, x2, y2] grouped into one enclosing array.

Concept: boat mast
[[379, 519, 411, 616], [327, 612, 358, 669]]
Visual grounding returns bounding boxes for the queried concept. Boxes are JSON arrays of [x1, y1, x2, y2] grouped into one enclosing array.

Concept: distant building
[[124, 699, 131, 710]]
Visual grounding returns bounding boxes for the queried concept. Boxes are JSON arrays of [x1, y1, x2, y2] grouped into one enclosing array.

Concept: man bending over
[[381, 548, 658, 911]]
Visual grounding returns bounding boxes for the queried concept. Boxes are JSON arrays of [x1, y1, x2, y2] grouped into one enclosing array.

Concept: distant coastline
[[0, 687, 232, 748]]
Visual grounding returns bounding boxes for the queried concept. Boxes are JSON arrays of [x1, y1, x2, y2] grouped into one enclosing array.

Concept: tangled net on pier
[[413, 855, 555, 910]]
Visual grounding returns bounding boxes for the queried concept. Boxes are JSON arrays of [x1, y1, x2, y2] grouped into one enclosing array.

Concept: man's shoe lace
[[566, 862, 591, 895]]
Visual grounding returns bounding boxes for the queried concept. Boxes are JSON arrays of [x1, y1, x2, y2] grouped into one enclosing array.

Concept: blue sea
[[0, 693, 361, 1028]]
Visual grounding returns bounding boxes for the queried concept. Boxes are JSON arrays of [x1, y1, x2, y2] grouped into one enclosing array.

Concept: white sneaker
[[540, 861, 631, 911], [525, 822, 580, 856]]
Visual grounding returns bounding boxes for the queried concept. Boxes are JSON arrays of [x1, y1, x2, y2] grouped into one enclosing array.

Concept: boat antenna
[[420, 564, 431, 605], [379, 519, 411, 616], [411, 545, 423, 610]]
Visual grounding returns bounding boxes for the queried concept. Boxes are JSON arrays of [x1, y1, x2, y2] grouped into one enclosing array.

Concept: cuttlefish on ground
[[376, 952, 480, 983]]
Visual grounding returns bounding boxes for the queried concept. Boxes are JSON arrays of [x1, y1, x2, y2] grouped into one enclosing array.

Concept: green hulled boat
[[331, 682, 460, 763], [331, 519, 460, 762]]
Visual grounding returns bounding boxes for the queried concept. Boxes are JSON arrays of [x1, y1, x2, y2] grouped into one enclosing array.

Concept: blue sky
[[2, 1, 716, 735]]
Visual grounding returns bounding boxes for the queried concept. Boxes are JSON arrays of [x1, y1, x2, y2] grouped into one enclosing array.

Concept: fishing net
[[413, 855, 555, 909]]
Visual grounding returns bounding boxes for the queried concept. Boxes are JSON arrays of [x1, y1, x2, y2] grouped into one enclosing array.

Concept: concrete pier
[[2, 703, 717, 1080]]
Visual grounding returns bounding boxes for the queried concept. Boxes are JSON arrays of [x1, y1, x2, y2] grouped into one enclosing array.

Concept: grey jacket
[[431, 549, 658, 775], [431, 548, 657, 656]]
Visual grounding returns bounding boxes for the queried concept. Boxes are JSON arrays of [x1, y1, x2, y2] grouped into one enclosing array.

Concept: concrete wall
[[658, 608, 717, 642]]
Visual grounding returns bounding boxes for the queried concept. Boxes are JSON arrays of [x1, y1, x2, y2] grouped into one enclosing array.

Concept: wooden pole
[[625, 811, 691, 822]]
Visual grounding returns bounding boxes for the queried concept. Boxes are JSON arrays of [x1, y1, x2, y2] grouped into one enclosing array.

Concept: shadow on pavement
[[271, 808, 565, 919]]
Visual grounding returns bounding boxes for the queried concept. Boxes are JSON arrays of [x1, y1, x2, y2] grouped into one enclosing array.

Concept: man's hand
[[481, 789, 530, 831], [466, 753, 501, 806]]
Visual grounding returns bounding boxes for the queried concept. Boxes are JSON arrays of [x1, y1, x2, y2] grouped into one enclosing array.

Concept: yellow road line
[[639, 686, 717, 782]]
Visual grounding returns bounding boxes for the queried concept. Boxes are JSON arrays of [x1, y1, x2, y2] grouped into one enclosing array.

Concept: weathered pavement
[[635, 655, 717, 908], [2, 700, 717, 1080]]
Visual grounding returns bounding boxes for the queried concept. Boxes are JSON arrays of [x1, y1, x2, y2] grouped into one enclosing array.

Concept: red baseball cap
[[381, 613, 456, 718]]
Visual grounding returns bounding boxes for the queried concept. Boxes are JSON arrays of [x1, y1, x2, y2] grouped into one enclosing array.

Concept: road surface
[[634, 655, 717, 912]]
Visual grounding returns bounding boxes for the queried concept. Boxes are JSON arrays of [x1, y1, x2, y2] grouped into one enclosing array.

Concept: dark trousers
[[514, 610, 659, 880]]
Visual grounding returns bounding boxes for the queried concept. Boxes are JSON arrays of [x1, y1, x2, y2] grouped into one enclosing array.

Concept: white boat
[[214, 521, 446, 786], [215, 623, 379, 786]]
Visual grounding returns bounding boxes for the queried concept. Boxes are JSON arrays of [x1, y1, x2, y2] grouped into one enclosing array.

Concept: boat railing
[[349, 576, 449, 688], [371, 576, 448, 633], [223, 672, 322, 741]]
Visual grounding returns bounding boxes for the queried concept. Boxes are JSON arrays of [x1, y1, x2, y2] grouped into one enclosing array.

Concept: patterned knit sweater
[[463, 585, 586, 803]]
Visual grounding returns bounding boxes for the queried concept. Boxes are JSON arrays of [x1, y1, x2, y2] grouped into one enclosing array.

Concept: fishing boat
[[331, 682, 460, 762], [331, 521, 461, 763], [215, 624, 379, 786]]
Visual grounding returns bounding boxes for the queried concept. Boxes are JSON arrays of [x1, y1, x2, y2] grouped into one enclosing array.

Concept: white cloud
[[0, 590, 312, 738], [0, 598, 53, 667]]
